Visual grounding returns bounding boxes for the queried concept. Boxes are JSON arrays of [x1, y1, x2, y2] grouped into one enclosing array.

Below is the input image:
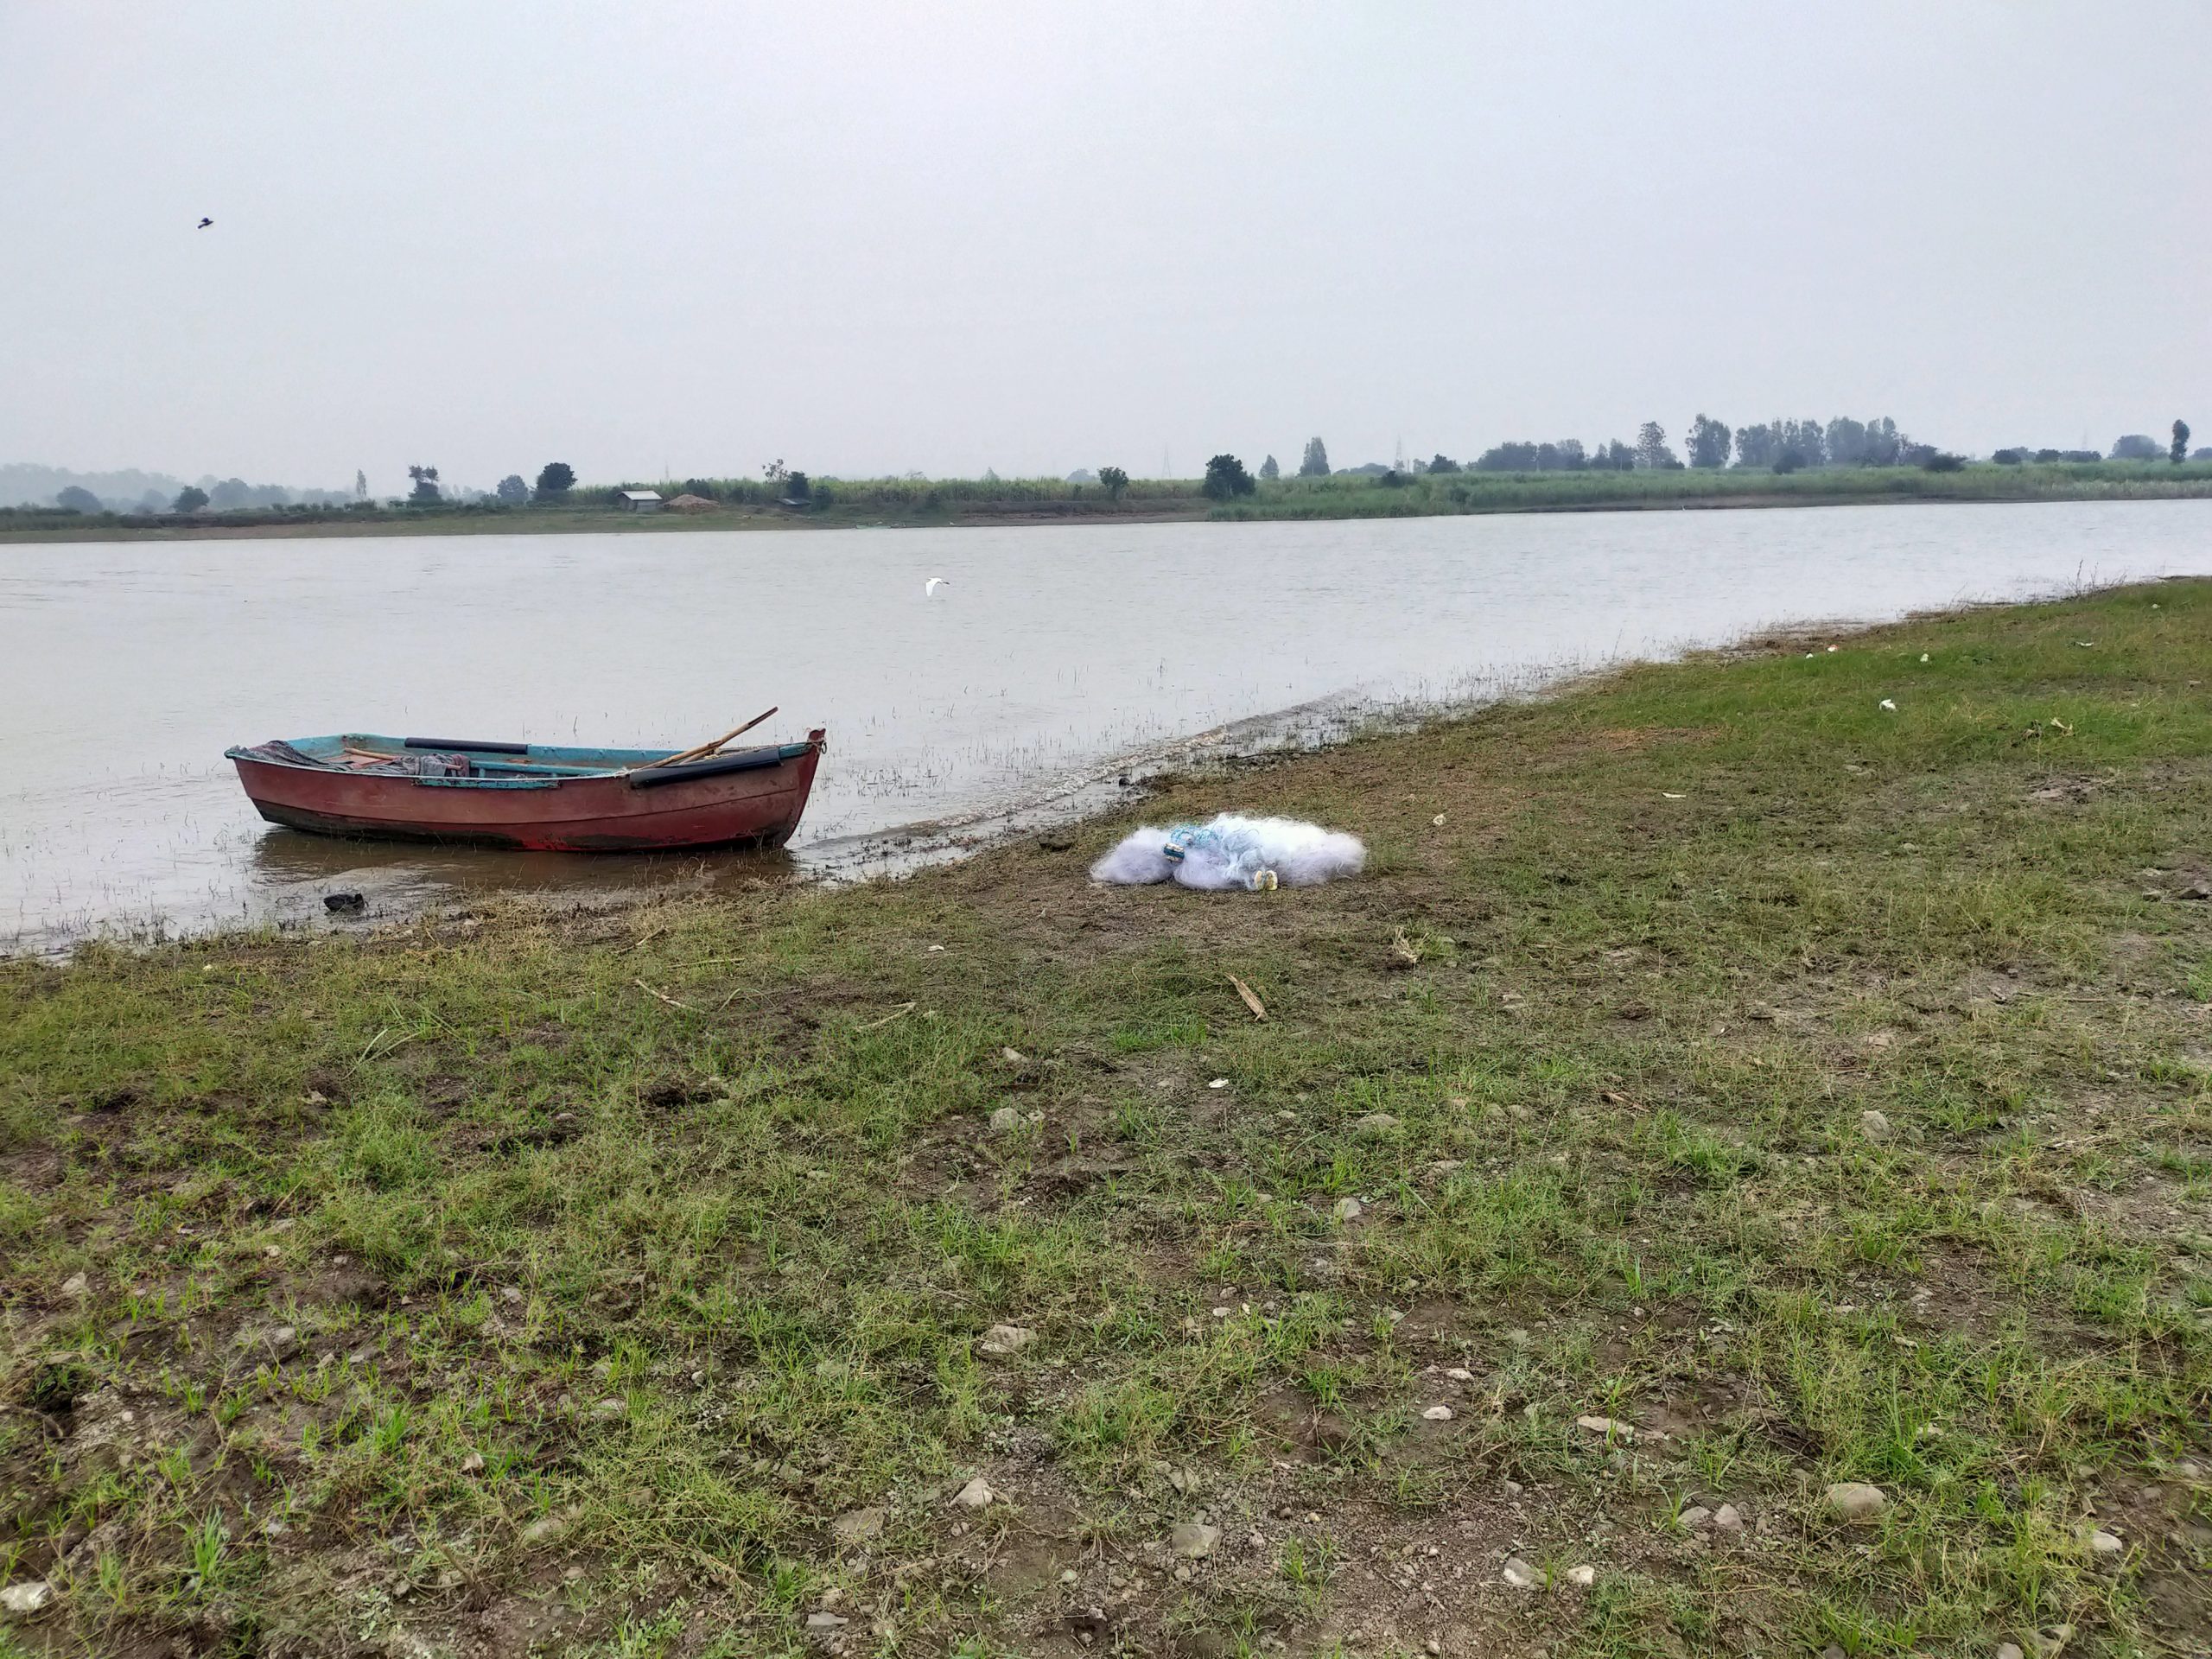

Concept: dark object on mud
[[323, 893, 365, 913], [224, 724, 827, 852]]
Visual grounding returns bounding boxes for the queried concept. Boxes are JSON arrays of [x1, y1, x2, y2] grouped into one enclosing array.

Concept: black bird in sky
[[196, 217, 213, 229]]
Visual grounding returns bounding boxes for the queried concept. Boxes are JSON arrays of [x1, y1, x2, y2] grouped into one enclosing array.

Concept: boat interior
[[226, 734, 808, 784]]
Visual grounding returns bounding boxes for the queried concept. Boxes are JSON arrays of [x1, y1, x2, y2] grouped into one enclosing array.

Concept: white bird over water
[[924, 576, 950, 597]]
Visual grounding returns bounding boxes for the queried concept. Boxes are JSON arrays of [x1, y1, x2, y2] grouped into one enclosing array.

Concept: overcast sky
[[3, 2, 2207, 493]]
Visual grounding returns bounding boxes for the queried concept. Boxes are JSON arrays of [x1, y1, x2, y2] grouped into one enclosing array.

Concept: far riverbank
[[4, 459, 2209, 543]]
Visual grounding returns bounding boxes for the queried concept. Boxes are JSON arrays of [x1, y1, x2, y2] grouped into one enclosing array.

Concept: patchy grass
[[3, 582, 2210, 1657]]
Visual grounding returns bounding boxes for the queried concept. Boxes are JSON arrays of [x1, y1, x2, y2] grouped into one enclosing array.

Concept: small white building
[[614, 489, 664, 513]]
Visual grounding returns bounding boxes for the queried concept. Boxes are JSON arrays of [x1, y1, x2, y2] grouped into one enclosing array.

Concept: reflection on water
[[3, 498, 2209, 953]]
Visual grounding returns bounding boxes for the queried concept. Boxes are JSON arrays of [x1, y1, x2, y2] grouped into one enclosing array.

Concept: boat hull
[[228, 733, 824, 853]]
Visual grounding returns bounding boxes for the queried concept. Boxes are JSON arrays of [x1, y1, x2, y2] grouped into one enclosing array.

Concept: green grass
[[3, 582, 2209, 1655]]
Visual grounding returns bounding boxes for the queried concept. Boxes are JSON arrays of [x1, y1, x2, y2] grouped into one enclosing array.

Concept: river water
[[3, 499, 2208, 953]]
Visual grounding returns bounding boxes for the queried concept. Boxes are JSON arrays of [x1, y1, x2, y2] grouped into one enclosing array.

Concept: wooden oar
[[637, 707, 778, 772]]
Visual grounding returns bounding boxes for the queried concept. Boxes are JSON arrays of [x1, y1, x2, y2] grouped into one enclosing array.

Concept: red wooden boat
[[225, 728, 826, 852]]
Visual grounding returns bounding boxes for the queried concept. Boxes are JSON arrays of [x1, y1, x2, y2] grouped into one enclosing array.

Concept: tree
[[353, 469, 368, 500], [1863, 418, 1904, 467], [1780, 419, 1826, 468], [1298, 436, 1331, 477], [173, 485, 209, 512], [496, 474, 527, 503], [1825, 417, 1867, 467], [1097, 465, 1129, 500], [1686, 415, 1731, 469], [2173, 420, 2191, 464], [1259, 454, 1280, 480], [2109, 434, 2160, 461], [535, 461, 575, 499], [785, 472, 810, 500], [54, 486, 101, 512], [407, 465, 442, 505], [1202, 454, 1256, 500], [1634, 422, 1680, 469], [1427, 454, 1462, 474]]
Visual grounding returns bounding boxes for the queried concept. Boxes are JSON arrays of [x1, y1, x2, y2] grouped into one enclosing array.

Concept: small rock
[[1058, 1567, 1078, 1585], [239, 1324, 300, 1360], [805, 1611, 849, 1630], [1823, 1481, 1888, 1523], [988, 1105, 1022, 1134], [951, 1477, 995, 1510], [1501, 1478, 1524, 1496], [460, 1452, 485, 1474], [1332, 1197, 1363, 1223], [1679, 1505, 1713, 1530], [590, 1397, 626, 1421], [2088, 1528, 2123, 1557], [1445, 1366, 1474, 1382], [1001, 1047, 1026, 1064], [2031, 1626, 2073, 1657], [1996, 1645, 2024, 1659], [1713, 1503, 1744, 1532], [1354, 1113, 1400, 1133], [519, 1514, 568, 1546], [1169, 1522, 1219, 1560], [1501, 1555, 1540, 1589], [1427, 1159, 1463, 1176], [832, 1506, 885, 1544], [1207, 1078, 1230, 1090], [1421, 1404, 1453, 1422], [0, 1580, 54, 1614], [1859, 1109, 1892, 1141], [59, 1273, 88, 1300], [978, 1323, 1036, 1356], [1566, 1564, 1596, 1586], [1576, 1414, 1642, 1442]]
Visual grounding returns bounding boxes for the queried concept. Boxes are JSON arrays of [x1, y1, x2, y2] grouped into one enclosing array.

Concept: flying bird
[[196, 217, 213, 230], [924, 576, 950, 597]]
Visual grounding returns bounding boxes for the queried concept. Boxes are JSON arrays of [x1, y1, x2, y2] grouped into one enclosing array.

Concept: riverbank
[[4, 582, 2210, 1656], [6, 461, 2210, 543]]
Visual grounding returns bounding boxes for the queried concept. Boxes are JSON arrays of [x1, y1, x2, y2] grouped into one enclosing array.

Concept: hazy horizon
[[4, 3, 2206, 498]]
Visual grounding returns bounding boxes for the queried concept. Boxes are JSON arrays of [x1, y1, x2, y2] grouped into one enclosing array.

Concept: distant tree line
[[1302, 412, 2201, 479]]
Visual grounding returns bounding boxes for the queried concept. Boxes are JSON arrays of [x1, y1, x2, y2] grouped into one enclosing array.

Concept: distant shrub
[[1201, 454, 1256, 500], [1922, 452, 1967, 472], [1991, 448, 2028, 465], [2109, 434, 2160, 461]]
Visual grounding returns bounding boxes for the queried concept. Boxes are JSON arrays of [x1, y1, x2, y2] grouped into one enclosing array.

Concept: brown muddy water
[[4, 499, 2209, 953]]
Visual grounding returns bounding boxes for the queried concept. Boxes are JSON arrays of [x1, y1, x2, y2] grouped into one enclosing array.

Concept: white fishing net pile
[[1090, 813, 1366, 891]]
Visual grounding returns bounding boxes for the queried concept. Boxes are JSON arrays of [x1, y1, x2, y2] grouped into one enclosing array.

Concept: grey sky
[[4, 2, 2206, 493]]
